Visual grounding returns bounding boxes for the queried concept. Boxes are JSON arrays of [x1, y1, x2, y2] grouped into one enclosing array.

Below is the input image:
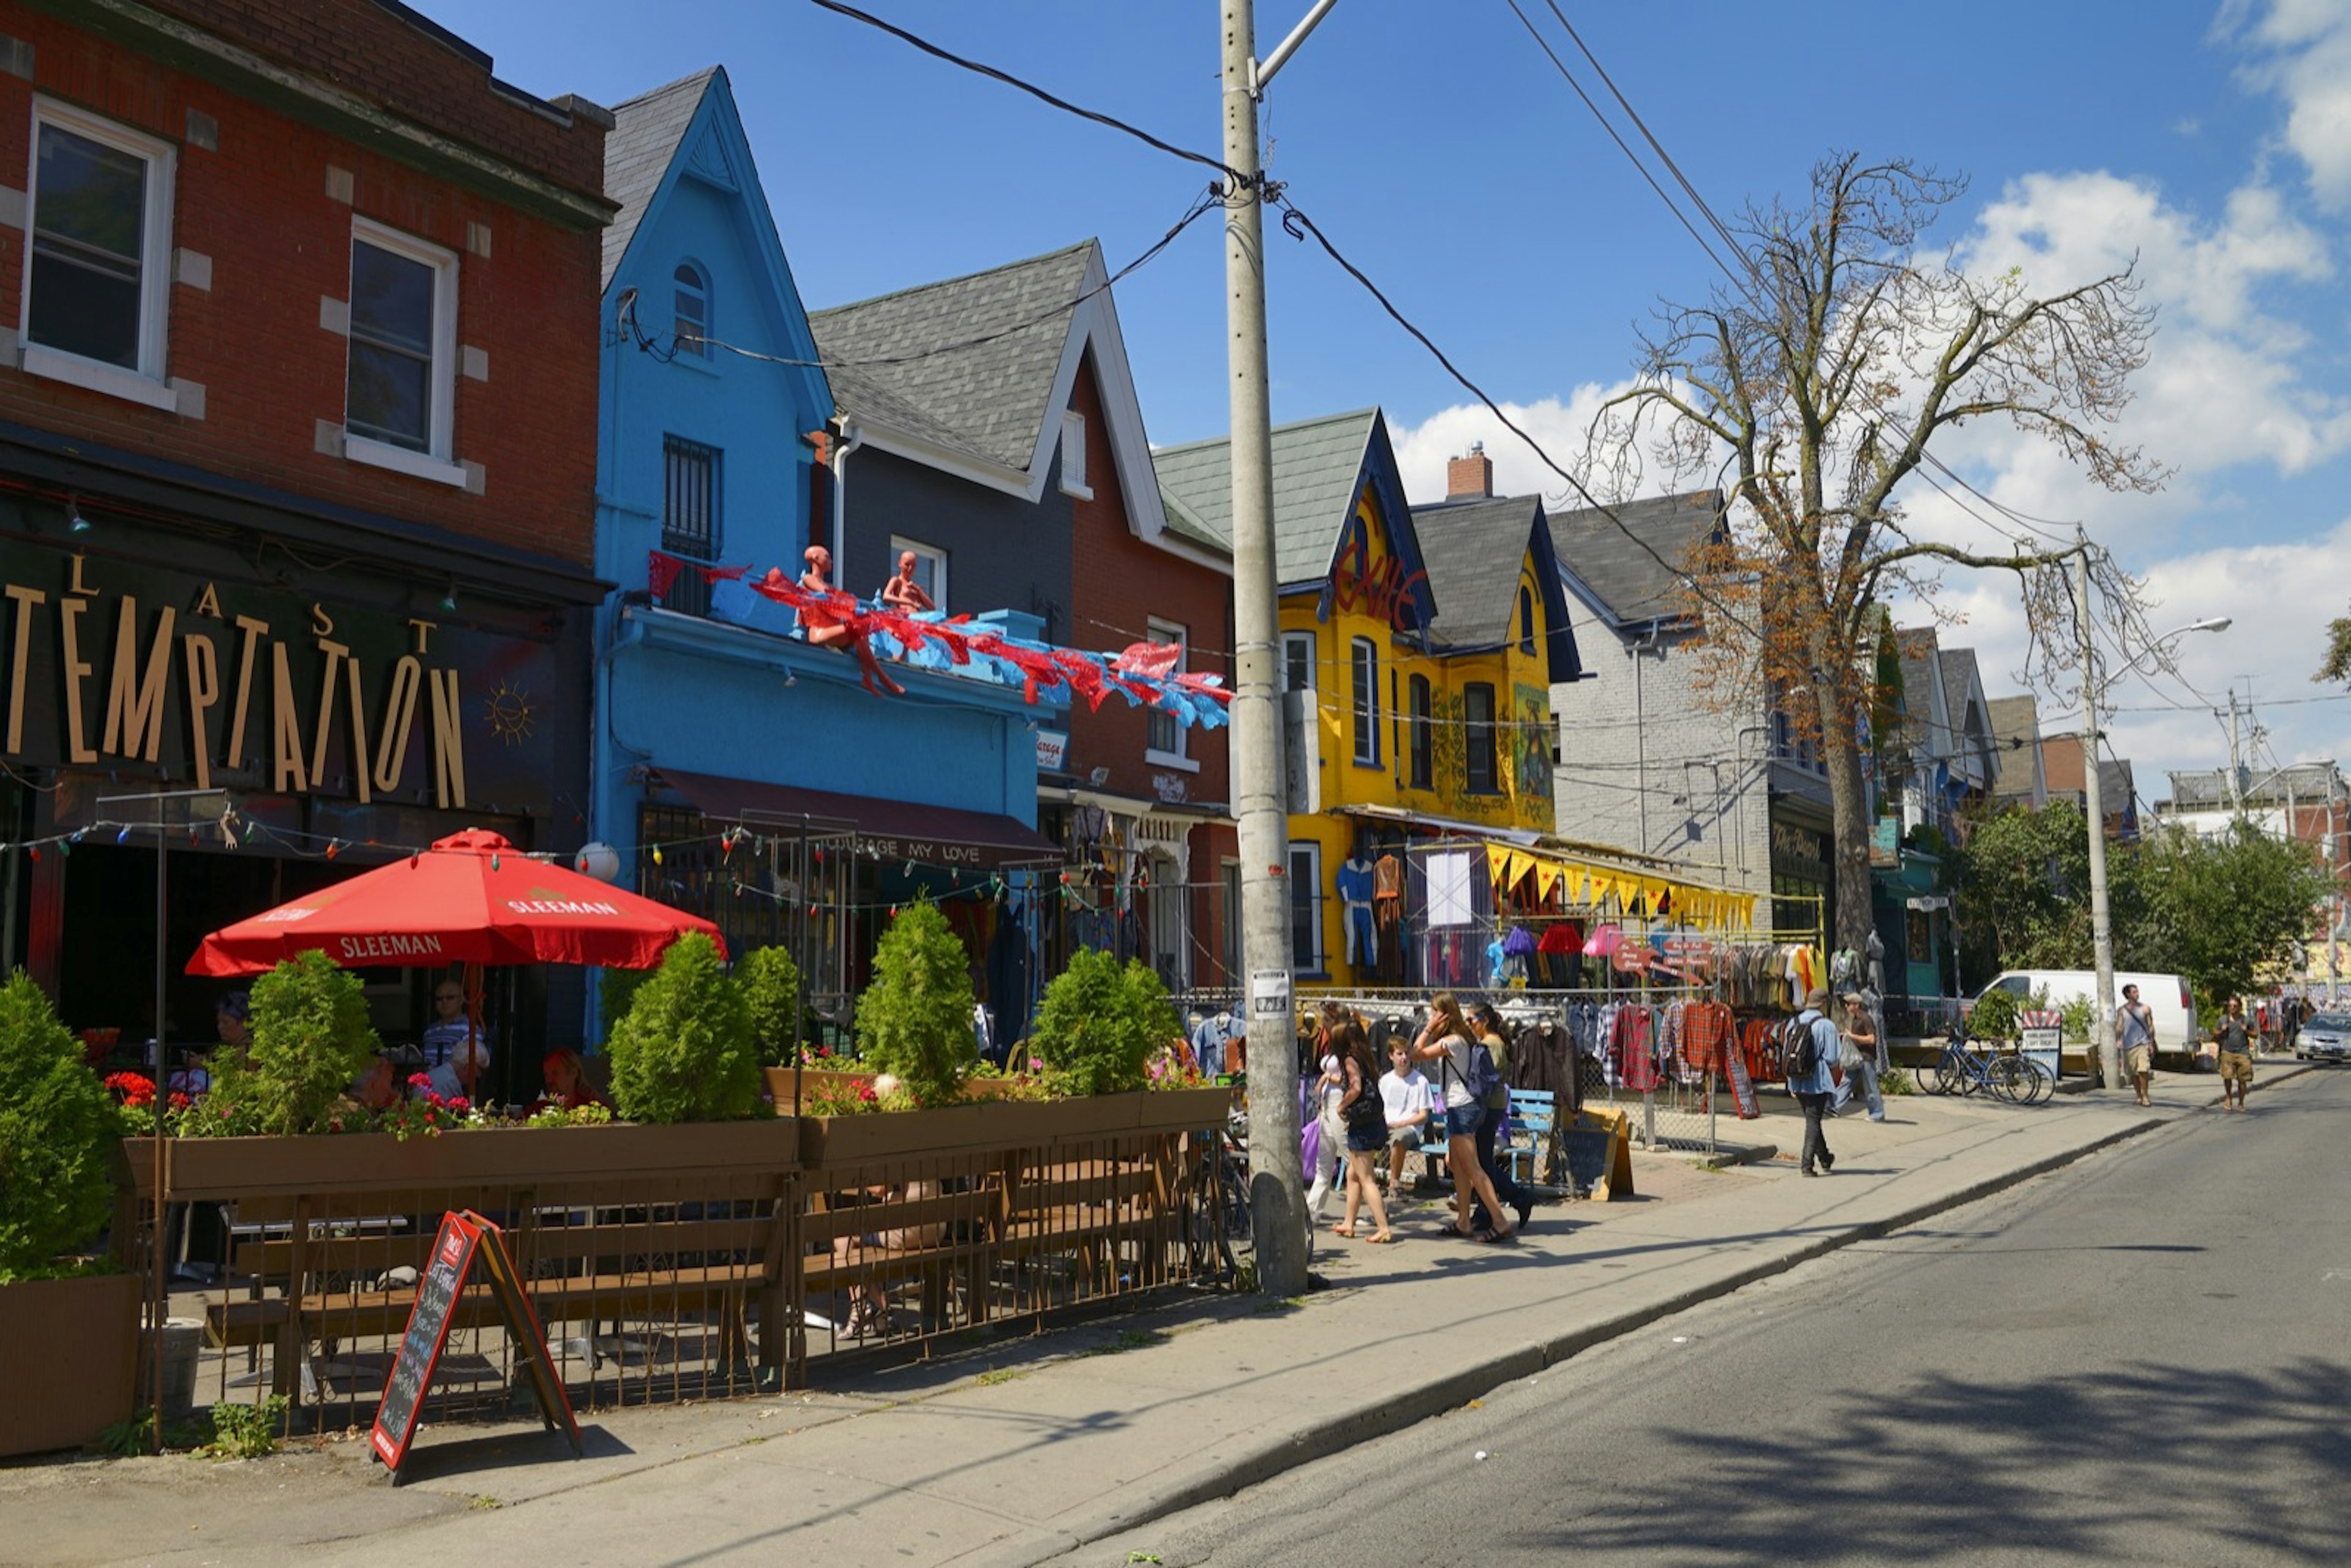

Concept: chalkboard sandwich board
[[370, 1211, 581, 1483]]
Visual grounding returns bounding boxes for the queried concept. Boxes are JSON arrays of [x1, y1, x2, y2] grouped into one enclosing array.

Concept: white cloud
[[1387, 382, 1640, 505], [2225, 0, 2351, 211]]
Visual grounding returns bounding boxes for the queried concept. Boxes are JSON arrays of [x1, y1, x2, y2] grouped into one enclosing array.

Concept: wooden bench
[[1501, 1089, 1559, 1189]]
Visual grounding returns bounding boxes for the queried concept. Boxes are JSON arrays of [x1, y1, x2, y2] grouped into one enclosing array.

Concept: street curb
[[1020, 1106, 2195, 1563]]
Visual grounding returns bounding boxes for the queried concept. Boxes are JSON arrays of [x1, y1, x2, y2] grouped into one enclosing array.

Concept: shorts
[[1387, 1124, 1423, 1149], [2126, 1044, 2154, 1079], [1444, 1103, 1483, 1139], [1345, 1124, 1387, 1154], [2219, 1050, 2254, 1084]]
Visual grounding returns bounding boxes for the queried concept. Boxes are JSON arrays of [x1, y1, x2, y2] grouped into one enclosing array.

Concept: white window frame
[[887, 535, 948, 611], [19, 97, 177, 411], [343, 216, 463, 485], [1281, 630, 1316, 692], [672, 258, 711, 358], [1144, 615, 1196, 770], [1349, 636, 1381, 767], [1288, 840, 1324, 975], [1059, 408, 1092, 500]]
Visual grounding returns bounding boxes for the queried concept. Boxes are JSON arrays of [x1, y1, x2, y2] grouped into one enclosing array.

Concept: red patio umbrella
[[186, 829, 726, 977]]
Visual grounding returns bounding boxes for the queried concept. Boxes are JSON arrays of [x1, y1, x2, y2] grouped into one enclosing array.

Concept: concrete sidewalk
[[0, 1062, 2314, 1568]]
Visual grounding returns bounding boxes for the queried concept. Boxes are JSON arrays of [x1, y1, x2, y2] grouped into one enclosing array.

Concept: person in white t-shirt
[[1378, 1038, 1433, 1189]]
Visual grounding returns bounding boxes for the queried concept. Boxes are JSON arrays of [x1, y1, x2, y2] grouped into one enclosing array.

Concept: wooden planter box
[[0, 1272, 142, 1457], [799, 1084, 1234, 1168], [120, 1117, 800, 1202]]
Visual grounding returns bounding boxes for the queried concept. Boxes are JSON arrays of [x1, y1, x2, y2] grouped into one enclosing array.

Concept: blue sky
[[426, 0, 2351, 797]]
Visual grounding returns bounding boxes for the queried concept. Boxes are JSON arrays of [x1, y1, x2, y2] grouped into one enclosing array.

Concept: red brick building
[[0, 0, 613, 1077]]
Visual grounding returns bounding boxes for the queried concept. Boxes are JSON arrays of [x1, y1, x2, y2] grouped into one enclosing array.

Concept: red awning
[[653, 769, 1060, 870]]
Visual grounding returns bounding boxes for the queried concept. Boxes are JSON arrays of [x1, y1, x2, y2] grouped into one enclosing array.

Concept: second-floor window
[[347, 220, 457, 460], [1408, 673, 1433, 789], [1519, 585, 1537, 654], [888, 535, 946, 610], [1147, 617, 1188, 760], [673, 261, 710, 356], [1060, 410, 1091, 498], [24, 100, 176, 397], [1350, 637, 1380, 766], [662, 436, 722, 616], [1464, 681, 1498, 793]]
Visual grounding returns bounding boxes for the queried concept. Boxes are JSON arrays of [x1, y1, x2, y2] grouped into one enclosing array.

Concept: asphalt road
[[1060, 1070, 2351, 1567]]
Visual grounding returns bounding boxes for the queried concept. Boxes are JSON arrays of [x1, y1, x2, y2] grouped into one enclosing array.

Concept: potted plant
[[737, 945, 804, 1069], [607, 932, 767, 1124], [0, 969, 143, 1456]]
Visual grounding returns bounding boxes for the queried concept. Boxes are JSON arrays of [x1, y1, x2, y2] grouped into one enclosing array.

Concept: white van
[[1976, 970, 2202, 1067]]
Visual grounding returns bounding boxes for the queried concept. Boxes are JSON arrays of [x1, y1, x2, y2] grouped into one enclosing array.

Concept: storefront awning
[[654, 768, 1061, 870]]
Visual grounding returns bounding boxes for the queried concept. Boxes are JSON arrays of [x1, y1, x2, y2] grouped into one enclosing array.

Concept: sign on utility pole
[[1221, 0, 1331, 1297]]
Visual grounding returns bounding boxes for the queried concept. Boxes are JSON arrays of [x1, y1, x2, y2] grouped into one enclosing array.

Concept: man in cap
[[1790, 987, 1842, 1176], [1832, 991, 1886, 1122]]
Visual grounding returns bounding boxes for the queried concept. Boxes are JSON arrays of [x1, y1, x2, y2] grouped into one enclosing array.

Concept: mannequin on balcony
[[798, 544, 904, 697]]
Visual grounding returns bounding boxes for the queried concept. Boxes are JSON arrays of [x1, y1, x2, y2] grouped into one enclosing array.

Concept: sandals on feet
[[1364, 1231, 1393, 1244], [1332, 1225, 1357, 1239], [1471, 1226, 1517, 1244]]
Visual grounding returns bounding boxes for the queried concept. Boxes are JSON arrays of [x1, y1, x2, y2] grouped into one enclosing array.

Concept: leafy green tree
[[2132, 821, 2328, 1020], [853, 899, 975, 1105], [210, 951, 380, 1136], [737, 945, 804, 1068], [1950, 803, 2157, 980], [607, 933, 764, 1123], [0, 970, 118, 1280], [1030, 950, 1182, 1097]]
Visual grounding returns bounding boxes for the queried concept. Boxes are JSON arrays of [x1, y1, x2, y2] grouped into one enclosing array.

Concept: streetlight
[[2078, 577, 2230, 1092]]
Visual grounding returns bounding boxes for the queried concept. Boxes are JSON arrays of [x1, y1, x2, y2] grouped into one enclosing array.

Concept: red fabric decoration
[[647, 550, 685, 602]]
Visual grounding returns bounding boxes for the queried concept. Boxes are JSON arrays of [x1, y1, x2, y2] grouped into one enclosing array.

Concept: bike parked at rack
[[1918, 1022, 2053, 1105]]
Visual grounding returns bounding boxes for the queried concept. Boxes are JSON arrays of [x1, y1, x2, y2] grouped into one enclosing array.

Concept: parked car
[[2297, 1011, 2351, 1063], [1974, 970, 2203, 1069]]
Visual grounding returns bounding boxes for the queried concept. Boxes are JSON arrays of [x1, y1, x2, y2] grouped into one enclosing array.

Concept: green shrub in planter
[[608, 934, 764, 1123], [853, 898, 975, 1106], [1968, 985, 2020, 1043], [201, 951, 380, 1137], [0, 969, 119, 1281], [737, 945, 804, 1068], [1030, 950, 1180, 1097]]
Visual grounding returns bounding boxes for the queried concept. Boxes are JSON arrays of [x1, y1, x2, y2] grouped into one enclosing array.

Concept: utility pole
[[2227, 690, 2245, 816], [2075, 532, 2123, 1091], [1221, 0, 1330, 1297]]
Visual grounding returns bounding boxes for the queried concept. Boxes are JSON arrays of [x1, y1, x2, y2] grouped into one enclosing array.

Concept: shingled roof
[[1412, 495, 1543, 648], [1152, 409, 1382, 585], [601, 68, 719, 290], [1546, 490, 1719, 628], [809, 242, 1095, 474]]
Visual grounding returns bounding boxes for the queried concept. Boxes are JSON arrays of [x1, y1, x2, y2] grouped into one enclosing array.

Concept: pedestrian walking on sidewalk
[[1332, 1016, 1393, 1243], [1305, 1004, 1351, 1222], [1790, 988, 1841, 1176], [2115, 983, 2159, 1106], [1468, 1002, 1535, 1234], [2213, 997, 2255, 1113], [1411, 992, 1517, 1242], [1834, 992, 1886, 1121]]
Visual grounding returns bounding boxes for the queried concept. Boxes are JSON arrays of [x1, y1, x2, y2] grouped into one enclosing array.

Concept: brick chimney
[[1446, 441, 1493, 500]]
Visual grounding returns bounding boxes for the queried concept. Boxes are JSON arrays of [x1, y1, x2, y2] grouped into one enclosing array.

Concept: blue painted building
[[591, 69, 1061, 1038]]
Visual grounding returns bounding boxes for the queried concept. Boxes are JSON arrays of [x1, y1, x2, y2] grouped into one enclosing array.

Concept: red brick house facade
[[0, 0, 613, 1073]]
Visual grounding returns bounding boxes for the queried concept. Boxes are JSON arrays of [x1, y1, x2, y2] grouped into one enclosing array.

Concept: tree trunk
[[1820, 696, 1877, 956]]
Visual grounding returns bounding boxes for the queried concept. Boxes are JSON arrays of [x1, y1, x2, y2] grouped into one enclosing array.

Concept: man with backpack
[[1787, 987, 1842, 1177]]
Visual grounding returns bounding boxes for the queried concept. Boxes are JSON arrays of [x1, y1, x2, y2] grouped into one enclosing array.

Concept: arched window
[[1518, 585, 1537, 654], [672, 261, 710, 356], [1350, 637, 1380, 766]]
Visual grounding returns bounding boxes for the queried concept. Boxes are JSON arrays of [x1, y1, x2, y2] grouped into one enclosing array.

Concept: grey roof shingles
[[1152, 410, 1379, 586], [1986, 694, 2041, 797], [1544, 490, 1717, 627], [601, 68, 719, 291], [1412, 495, 1542, 648], [809, 242, 1096, 473]]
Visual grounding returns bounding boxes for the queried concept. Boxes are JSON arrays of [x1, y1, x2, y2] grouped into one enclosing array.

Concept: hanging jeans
[[1344, 902, 1374, 966], [1796, 1090, 1834, 1174]]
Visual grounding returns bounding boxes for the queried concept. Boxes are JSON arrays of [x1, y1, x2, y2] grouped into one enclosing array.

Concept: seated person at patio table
[[798, 545, 904, 697], [347, 1054, 403, 1112], [422, 1033, 489, 1105], [419, 978, 488, 1069], [830, 1177, 945, 1338], [880, 549, 936, 615], [529, 1047, 610, 1115]]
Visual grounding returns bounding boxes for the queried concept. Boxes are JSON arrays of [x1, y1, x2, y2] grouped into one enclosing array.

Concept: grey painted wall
[[839, 446, 1075, 643]]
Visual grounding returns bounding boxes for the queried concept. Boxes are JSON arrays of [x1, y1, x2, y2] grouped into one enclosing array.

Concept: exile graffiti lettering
[[1, 552, 470, 808], [1322, 502, 1427, 634]]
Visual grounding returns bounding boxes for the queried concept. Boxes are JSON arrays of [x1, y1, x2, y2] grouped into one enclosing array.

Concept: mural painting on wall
[[1514, 682, 1551, 803]]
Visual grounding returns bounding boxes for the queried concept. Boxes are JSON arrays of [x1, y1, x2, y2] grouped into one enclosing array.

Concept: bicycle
[[1918, 1029, 2052, 1105], [1180, 1103, 1315, 1285]]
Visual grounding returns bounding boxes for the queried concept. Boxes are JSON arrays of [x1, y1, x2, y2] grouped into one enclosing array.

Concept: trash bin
[[158, 1318, 203, 1422]]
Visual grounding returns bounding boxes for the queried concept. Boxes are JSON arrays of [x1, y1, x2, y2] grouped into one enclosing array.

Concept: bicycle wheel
[[1919, 1052, 1955, 1095], [1986, 1054, 2032, 1102], [2015, 1058, 2055, 1105]]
